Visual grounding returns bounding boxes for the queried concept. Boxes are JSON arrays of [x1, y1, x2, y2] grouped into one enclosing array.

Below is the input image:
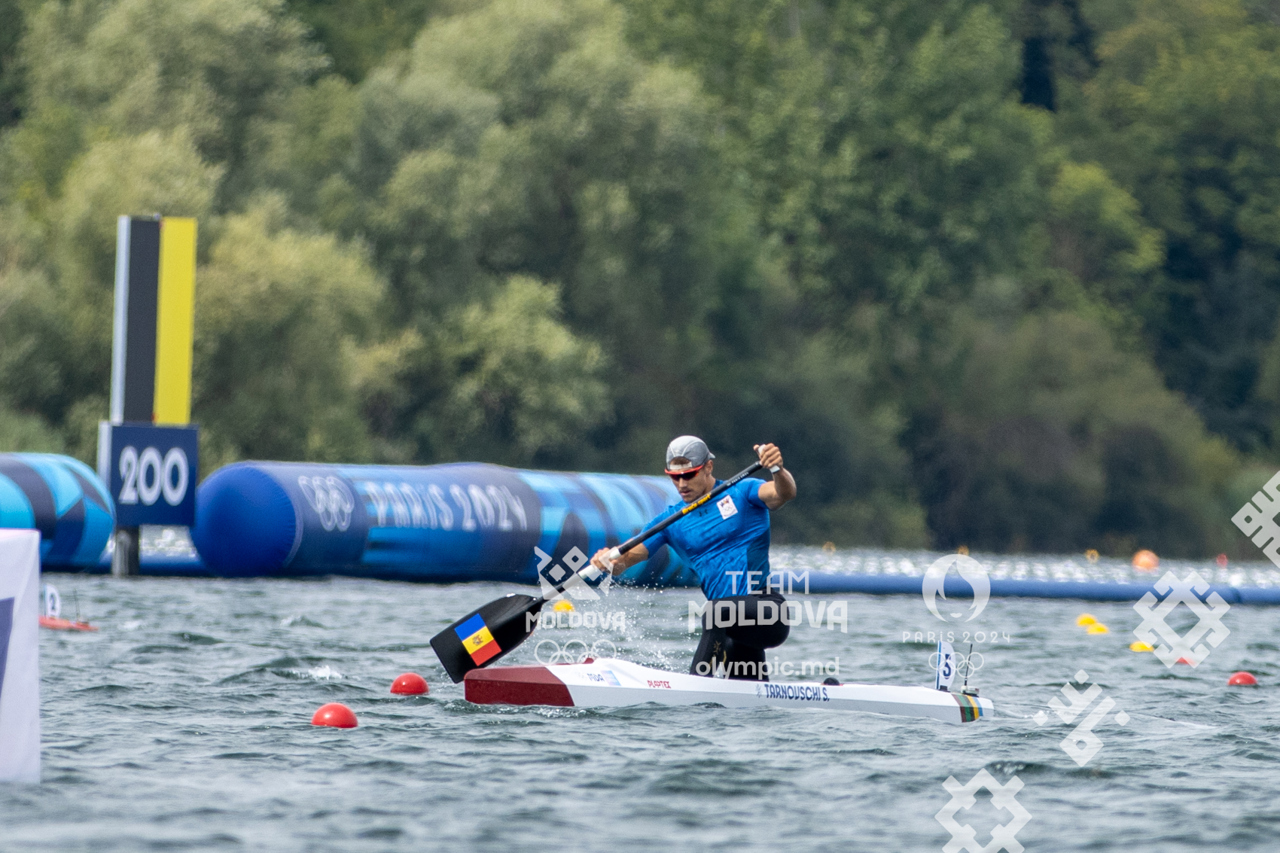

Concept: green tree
[[910, 308, 1237, 555], [1064, 0, 1280, 449], [283, 0, 436, 82], [1045, 160, 1163, 330], [13, 0, 320, 208], [623, 0, 1049, 314], [193, 199, 380, 470], [360, 275, 612, 466], [261, 0, 789, 474], [0, 130, 219, 458]]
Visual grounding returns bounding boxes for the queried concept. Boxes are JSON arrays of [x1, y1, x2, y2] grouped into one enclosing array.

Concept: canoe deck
[[464, 658, 992, 724]]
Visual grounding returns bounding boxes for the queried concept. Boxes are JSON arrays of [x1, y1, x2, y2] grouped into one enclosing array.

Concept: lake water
[[4, 550, 1277, 851]]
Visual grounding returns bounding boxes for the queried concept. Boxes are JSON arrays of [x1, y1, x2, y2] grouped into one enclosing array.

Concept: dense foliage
[[1, 0, 1274, 556]]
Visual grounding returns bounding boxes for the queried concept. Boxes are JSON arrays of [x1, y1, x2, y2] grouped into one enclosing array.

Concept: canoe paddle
[[430, 458, 772, 682]]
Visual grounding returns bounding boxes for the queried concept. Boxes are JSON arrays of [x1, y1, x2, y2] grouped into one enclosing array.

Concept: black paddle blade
[[430, 593, 545, 683]]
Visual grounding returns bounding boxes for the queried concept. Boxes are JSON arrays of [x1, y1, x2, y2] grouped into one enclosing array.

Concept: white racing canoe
[[464, 658, 993, 724]]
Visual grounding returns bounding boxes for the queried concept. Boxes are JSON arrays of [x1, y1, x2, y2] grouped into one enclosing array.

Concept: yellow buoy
[[1076, 614, 1097, 626], [1085, 549, 1099, 563], [1132, 549, 1159, 571], [957, 545, 970, 556], [1086, 624, 1109, 634], [1130, 641, 1154, 652], [552, 599, 574, 612], [822, 541, 836, 553]]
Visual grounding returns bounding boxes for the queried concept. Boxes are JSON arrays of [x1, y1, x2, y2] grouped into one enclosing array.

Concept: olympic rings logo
[[298, 475, 355, 532], [928, 649, 984, 678], [534, 639, 617, 665]]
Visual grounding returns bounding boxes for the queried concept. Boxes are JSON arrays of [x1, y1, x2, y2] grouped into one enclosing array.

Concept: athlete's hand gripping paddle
[[429, 459, 770, 683]]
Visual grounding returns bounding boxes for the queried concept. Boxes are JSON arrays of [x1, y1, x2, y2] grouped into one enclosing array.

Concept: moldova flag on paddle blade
[[455, 613, 501, 665]]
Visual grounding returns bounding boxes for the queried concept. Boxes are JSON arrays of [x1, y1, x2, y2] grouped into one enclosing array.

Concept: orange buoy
[[1132, 550, 1159, 571], [1216, 553, 1228, 568], [1227, 671, 1258, 686], [38, 616, 98, 632], [1175, 657, 1194, 665], [390, 673, 428, 695], [311, 703, 358, 728]]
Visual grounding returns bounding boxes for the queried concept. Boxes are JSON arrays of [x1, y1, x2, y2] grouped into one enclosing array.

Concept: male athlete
[[591, 436, 797, 681]]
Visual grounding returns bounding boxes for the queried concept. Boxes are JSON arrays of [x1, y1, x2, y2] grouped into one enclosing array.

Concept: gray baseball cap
[[665, 435, 715, 472]]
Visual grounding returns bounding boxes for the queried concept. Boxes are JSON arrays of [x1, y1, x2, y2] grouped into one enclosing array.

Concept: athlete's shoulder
[[732, 476, 769, 509]]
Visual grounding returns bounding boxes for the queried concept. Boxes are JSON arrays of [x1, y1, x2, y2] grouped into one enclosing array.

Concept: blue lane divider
[[794, 572, 1280, 604]]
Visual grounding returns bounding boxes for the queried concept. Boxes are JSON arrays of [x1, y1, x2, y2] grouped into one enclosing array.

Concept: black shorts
[[690, 593, 790, 681]]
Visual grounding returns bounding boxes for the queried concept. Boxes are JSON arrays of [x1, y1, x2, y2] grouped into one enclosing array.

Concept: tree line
[[1, 0, 1277, 557]]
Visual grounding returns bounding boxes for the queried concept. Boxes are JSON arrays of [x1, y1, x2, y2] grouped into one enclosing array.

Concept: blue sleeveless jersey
[[644, 478, 771, 600]]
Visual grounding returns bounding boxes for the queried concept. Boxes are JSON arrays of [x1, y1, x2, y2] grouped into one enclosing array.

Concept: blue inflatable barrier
[[191, 461, 697, 585], [0, 453, 115, 567]]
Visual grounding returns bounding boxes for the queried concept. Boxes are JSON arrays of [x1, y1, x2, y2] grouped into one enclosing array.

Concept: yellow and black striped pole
[[109, 216, 197, 425], [102, 215, 199, 576]]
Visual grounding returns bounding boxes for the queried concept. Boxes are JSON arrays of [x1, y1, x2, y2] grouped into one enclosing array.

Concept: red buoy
[[311, 702, 358, 728], [390, 673, 428, 695], [1227, 671, 1258, 686]]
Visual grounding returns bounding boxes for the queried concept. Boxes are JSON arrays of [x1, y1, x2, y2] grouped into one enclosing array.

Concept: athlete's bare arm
[[754, 443, 796, 510]]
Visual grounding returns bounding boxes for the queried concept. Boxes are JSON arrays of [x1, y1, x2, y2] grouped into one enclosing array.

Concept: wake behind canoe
[[463, 659, 992, 724]]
